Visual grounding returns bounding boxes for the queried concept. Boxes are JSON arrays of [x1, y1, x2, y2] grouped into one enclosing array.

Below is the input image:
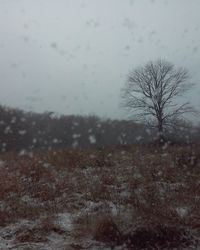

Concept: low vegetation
[[0, 144, 200, 249]]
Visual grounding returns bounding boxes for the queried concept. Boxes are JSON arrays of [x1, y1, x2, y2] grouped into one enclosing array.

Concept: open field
[[0, 145, 200, 249]]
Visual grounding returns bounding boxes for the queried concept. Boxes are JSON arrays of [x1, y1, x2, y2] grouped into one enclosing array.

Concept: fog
[[0, 0, 199, 119]]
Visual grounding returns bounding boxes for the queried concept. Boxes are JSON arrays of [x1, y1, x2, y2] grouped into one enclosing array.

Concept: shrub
[[93, 216, 122, 245], [124, 225, 195, 249]]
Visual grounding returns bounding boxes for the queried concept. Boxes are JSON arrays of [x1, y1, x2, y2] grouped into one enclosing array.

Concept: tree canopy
[[121, 59, 195, 142]]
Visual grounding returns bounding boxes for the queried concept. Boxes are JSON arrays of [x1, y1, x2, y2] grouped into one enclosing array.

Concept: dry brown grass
[[0, 144, 200, 248]]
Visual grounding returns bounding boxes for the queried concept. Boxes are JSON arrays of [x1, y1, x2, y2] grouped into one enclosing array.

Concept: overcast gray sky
[[0, 0, 199, 119]]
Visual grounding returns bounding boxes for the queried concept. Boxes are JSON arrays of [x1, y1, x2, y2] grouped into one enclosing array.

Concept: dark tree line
[[0, 105, 198, 152]]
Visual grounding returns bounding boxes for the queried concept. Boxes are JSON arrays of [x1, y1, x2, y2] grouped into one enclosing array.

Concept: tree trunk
[[157, 120, 165, 144]]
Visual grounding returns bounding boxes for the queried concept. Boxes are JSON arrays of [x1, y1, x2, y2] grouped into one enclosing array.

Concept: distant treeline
[[0, 105, 199, 152]]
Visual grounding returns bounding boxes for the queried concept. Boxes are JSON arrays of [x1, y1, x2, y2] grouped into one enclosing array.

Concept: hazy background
[[0, 0, 199, 119]]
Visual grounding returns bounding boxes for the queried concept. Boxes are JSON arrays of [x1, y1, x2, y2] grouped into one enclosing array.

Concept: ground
[[0, 144, 200, 249]]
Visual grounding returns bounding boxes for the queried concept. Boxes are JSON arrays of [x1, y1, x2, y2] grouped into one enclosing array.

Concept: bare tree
[[121, 59, 195, 143]]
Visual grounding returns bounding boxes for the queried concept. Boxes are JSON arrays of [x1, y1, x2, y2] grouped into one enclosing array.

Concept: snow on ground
[[56, 213, 72, 231], [0, 214, 72, 250], [0, 212, 118, 249], [1, 146, 200, 249]]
